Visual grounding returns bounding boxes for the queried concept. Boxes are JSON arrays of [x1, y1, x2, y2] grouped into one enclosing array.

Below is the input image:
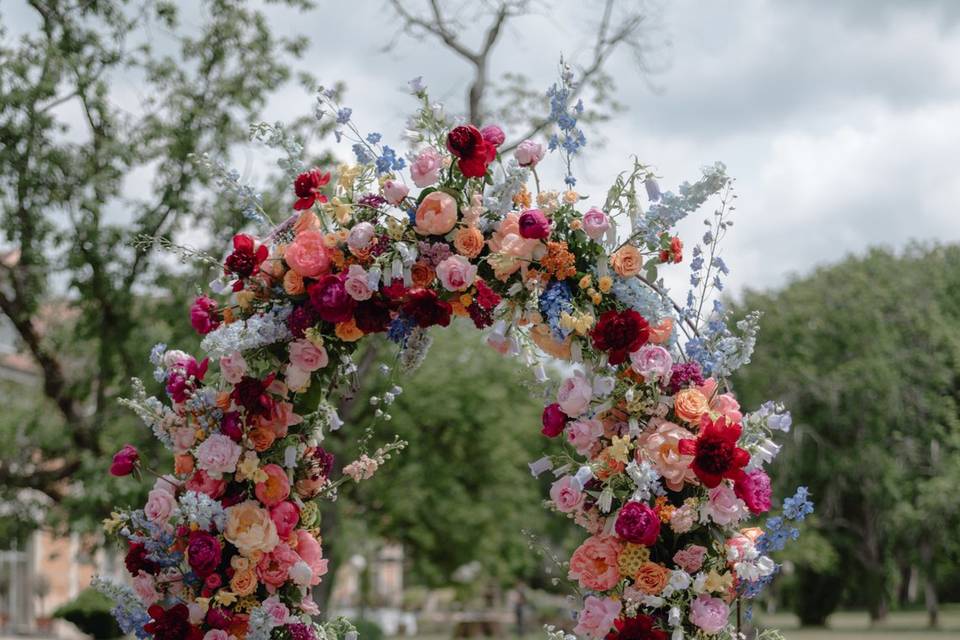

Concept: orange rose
[[230, 568, 258, 596], [335, 319, 363, 342], [174, 454, 194, 475], [283, 269, 305, 295], [294, 210, 320, 235], [634, 562, 670, 595], [216, 391, 232, 411], [611, 245, 642, 277], [453, 227, 484, 258], [595, 448, 626, 481], [248, 426, 276, 452], [649, 317, 673, 344], [529, 324, 572, 360], [410, 261, 436, 287], [674, 388, 710, 423]]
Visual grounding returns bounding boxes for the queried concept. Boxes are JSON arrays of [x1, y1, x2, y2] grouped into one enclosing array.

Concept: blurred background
[[1, 1, 959, 638]]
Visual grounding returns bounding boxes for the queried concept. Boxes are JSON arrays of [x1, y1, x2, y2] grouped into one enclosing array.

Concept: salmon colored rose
[[415, 191, 458, 236], [453, 226, 484, 258], [611, 244, 642, 277], [410, 261, 436, 287], [529, 323, 572, 360], [284, 230, 331, 278], [648, 317, 673, 344], [335, 318, 363, 342], [248, 426, 277, 452], [254, 464, 291, 507], [674, 388, 710, 423], [568, 534, 622, 591], [634, 561, 670, 595], [224, 500, 279, 557]]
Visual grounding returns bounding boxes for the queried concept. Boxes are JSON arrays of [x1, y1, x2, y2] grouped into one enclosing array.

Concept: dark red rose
[[187, 530, 222, 578], [468, 302, 493, 329], [224, 234, 268, 287], [124, 541, 159, 576], [658, 234, 683, 264], [110, 444, 139, 477], [446, 125, 496, 178], [308, 274, 356, 324], [144, 604, 202, 640], [190, 295, 219, 335], [614, 501, 660, 545], [474, 279, 501, 310], [678, 415, 750, 488], [606, 614, 669, 640], [402, 288, 452, 328], [293, 168, 331, 210], [287, 304, 319, 338], [230, 375, 275, 417], [591, 309, 650, 365], [354, 297, 392, 334], [541, 403, 568, 437], [381, 278, 408, 301], [518, 208, 551, 239]]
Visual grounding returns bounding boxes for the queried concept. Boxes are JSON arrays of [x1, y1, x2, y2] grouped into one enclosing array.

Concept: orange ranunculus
[[674, 387, 710, 424], [174, 454, 194, 475], [611, 244, 642, 277], [529, 324, 572, 360], [648, 317, 674, 344]]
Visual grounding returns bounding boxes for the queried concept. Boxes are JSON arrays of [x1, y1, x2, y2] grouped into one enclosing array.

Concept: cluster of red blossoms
[[446, 124, 502, 178]]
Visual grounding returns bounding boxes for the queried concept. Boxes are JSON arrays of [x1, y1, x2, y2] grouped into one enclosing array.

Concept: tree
[[731, 244, 960, 626]]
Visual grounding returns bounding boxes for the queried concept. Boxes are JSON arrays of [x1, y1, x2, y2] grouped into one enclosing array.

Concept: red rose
[[354, 297, 392, 334], [144, 604, 202, 640], [614, 501, 660, 545], [402, 288, 452, 328], [190, 295, 219, 335], [541, 403, 568, 437], [293, 168, 331, 210], [187, 530, 222, 578], [518, 208, 551, 239], [591, 309, 650, 365], [678, 415, 750, 488], [446, 125, 496, 178], [110, 444, 139, 476], [230, 375, 275, 417], [658, 234, 683, 264], [606, 614, 669, 640], [124, 541, 159, 575], [224, 234, 268, 287], [308, 274, 356, 324]]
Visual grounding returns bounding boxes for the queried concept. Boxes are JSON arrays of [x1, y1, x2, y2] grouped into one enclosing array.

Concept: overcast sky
[[9, 0, 960, 298]]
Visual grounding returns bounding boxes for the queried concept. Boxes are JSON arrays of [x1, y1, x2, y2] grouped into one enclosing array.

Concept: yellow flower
[[560, 312, 576, 332], [459, 293, 474, 308], [328, 197, 353, 224], [337, 164, 361, 192], [236, 452, 259, 482], [570, 219, 583, 230], [579, 275, 593, 290], [214, 590, 238, 607], [383, 216, 406, 240], [195, 597, 211, 613], [610, 435, 631, 464], [574, 313, 594, 335], [235, 290, 255, 311], [704, 570, 733, 594], [252, 468, 268, 484], [598, 276, 613, 293], [590, 291, 602, 305], [304, 327, 325, 348]]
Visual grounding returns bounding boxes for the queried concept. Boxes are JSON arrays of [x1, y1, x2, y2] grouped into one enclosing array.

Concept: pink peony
[[629, 344, 673, 384], [219, 352, 247, 385], [574, 596, 622, 639], [382, 179, 409, 205], [308, 274, 356, 323], [195, 433, 242, 478], [270, 501, 300, 538], [410, 147, 442, 187], [514, 139, 545, 167], [347, 222, 376, 253], [344, 264, 373, 301], [190, 296, 219, 335], [549, 476, 583, 513], [436, 255, 478, 291], [557, 373, 592, 417], [565, 417, 604, 455], [568, 535, 622, 591], [285, 229, 331, 278], [186, 469, 227, 499], [414, 191, 458, 236], [582, 207, 610, 241], [262, 596, 293, 626], [294, 529, 329, 586], [734, 468, 772, 514], [673, 544, 707, 573], [707, 483, 747, 526], [690, 595, 730, 634], [289, 339, 328, 372], [256, 542, 300, 589], [614, 501, 661, 545]]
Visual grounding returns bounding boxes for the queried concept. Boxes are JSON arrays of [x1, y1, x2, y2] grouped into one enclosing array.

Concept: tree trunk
[[920, 540, 939, 628]]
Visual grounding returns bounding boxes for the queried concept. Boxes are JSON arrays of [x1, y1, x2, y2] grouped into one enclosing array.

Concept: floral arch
[[99, 73, 811, 640]]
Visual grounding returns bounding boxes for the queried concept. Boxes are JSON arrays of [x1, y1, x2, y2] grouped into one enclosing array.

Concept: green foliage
[[350, 618, 385, 640], [732, 244, 960, 619], [52, 587, 123, 639]]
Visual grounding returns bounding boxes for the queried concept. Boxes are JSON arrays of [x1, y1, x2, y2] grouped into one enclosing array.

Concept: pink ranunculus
[[557, 373, 592, 417], [518, 208, 551, 239], [414, 191, 458, 236], [185, 469, 227, 499], [711, 393, 743, 423], [144, 487, 177, 523], [541, 403, 568, 437], [565, 418, 604, 455], [582, 207, 610, 241], [673, 544, 707, 573], [382, 179, 409, 205], [614, 501, 661, 545], [636, 419, 695, 491], [410, 147, 442, 187], [195, 433, 242, 478], [256, 542, 300, 589], [690, 594, 730, 634], [270, 501, 300, 539], [734, 468, 772, 514], [568, 535, 622, 591], [436, 254, 477, 291], [480, 124, 505, 148], [285, 229, 331, 278], [574, 596, 622, 639], [549, 476, 583, 513], [344, 264, 373, 301], [514, 139, 545, 167], [219, 352, 247, 385], [707, 482, 747, 526], [347, 222, 376, 253], [294, 529, 329, 586], [629, 344, 674, 384], [109, 444, 139, 476], [289, 339, 328, 372], [190, 295, 219, 335]]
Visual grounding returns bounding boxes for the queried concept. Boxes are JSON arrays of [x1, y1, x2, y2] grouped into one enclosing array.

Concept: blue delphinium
[[336, 107, 352, 124], [388, 316, 414, 345], [352, 143, 373, 164], [539, 280, 574, 340], [375, 145, 406, 175], [546, 66, 586, 187]]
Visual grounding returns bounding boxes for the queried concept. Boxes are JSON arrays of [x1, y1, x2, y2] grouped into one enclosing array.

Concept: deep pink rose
[[308, 274, 356, 323], [187, 531, 222, 578], [270, 501, 300, 538], [541, 403, 568, 437], [734, 468, 773, 514], [614, 501, 661, 545], [190, 296, 219, 335], [518, 209, 551, 239], [481, 124, 505, 147]]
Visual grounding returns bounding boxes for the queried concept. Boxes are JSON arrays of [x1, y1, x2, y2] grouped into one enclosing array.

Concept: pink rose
[[343, 264, 372, 300], [195, 433, 242, 478], [256, 542, 300, 589], [132, 571, 160, 605], [144, 487, 177, 523], [707, 483, 747, 526], [347, 222, 376, 253], [410, 147, 442, 187], [415, 191, 458, 236], [711, 393, 743, 423], [170, 426, 197, 455], [549, 476, 583, 513], [285, 229, 331, 278], [219, 352, 247, 384], [690, 594, 730, 634], [673, 545, 707, 573], [629, 345, 673, 384], [734, 468, 772, 514], [294, 529, 329, 586], [557, 373, 592, 417], [568, 535, 622, 591], [186, 469, 227, 499], [190, 295, 219, 335], [382, 179, 409, 205], [514, 139, 545, 167], [262, 596, 293, 626], [518, 208, 551, 239], [574, 596, 621, 640], [637, 419, 695, 491], [582, 207, 610, 241], [614, 501, 661, 545], [436, 254, 477, 291], [270, 501, 300, 538], [289, 339, 328, 372], [203, 631, 231, 640], [565, 418, 603, 455]]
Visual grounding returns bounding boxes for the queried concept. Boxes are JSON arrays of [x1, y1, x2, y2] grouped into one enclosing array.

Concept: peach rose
[[225, 500, 279, 557], [289, 339, 328, 372], [415, 191, 458, 236], [230, 568, 258, 596], [293, 210, 320, 235], [248, 426, 276, 452], [284, 229, 331, 278], [254, 464, 291, 507], [637, 419, 696, 491], [634, 562, 670, 595], [711, 393, 742, 423], [283, 269, 305, 295], [611, 244, 642, 277], [568, 535, 622, 591], [453, 227, 485, 258], [410, 261, 436, 287], [674, 388, 710, 423], [648, 317, 673, 344], [174, 454, 195, 475]]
